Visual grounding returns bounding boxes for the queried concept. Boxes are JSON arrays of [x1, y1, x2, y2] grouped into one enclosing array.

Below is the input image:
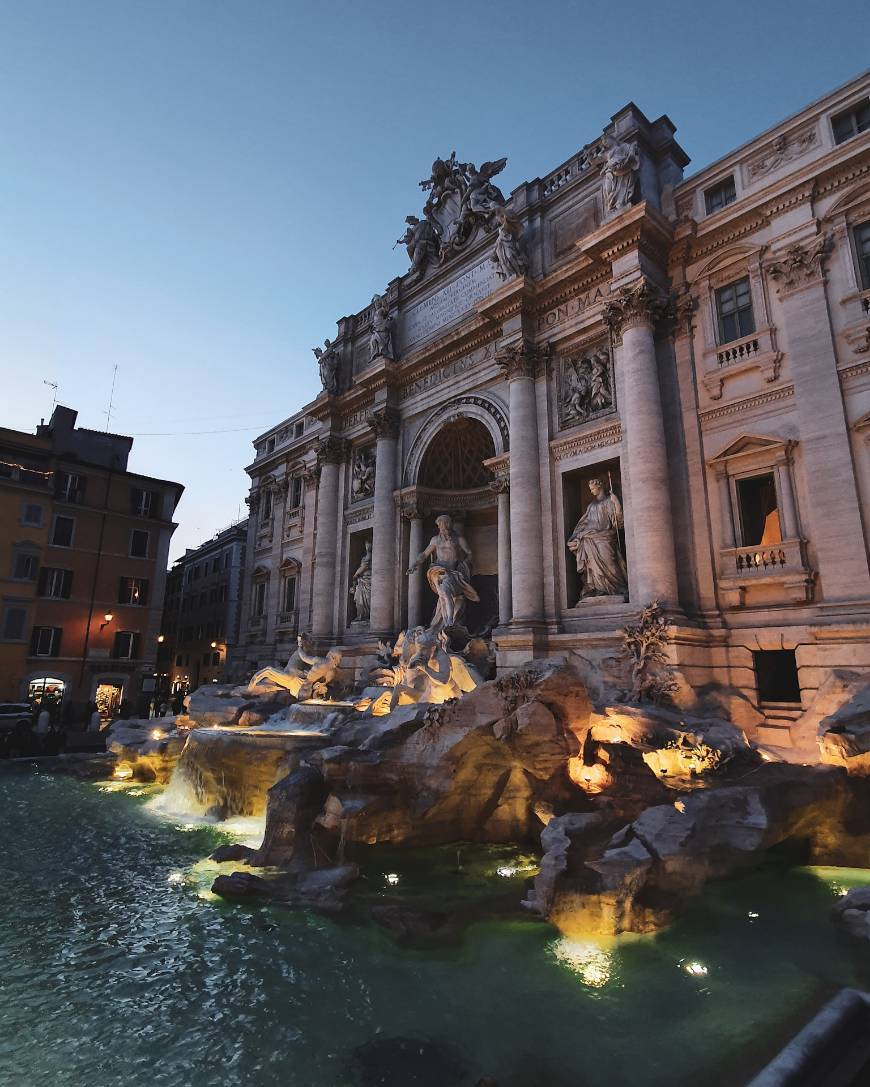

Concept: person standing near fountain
[[407, 514, 479, 632]]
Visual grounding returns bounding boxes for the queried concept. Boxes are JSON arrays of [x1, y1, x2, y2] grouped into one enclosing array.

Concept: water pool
[[2, 765, 869, 1087]]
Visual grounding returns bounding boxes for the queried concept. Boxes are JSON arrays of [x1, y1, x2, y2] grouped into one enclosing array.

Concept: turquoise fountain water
[[2, 765, 870, 1087]]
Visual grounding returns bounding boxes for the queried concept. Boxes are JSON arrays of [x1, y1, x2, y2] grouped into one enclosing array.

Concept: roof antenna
[[105, 365, 119, 431], [43, 380, 58, 413]]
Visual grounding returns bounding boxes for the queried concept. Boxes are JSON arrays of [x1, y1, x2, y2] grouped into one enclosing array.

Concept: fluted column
[[367, 408, 400, 635], [404, 505, 424, 629], [493, 478, 512, 624], [603, 280, 679, 606], [497, 343, 545, 622], [311, 436, 345, 639]]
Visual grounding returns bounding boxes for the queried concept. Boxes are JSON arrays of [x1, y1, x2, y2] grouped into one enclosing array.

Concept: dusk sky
[[1, 0, 867, 560]]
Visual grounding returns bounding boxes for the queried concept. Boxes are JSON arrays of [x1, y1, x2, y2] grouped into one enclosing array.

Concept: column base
[[493, 621, 551, 671]]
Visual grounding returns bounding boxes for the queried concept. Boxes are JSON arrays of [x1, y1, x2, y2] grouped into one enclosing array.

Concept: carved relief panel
[[558, 345, 615, 430]]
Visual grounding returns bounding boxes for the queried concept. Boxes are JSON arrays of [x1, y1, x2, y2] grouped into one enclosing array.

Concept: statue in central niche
[[349, 540, 372, 622], [567, 478, 628, 601], [407, 513, 480, 632]]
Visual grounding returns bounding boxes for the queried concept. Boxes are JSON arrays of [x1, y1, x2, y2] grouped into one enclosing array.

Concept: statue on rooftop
[[567, 477, 628, 601], [369, 293, 395, 361], [491, 206, 528, 281], [313, 339, 341, 396], [599, 136, 639, 214], [396, 215, 440, 281], [407, 513, 480, 632]]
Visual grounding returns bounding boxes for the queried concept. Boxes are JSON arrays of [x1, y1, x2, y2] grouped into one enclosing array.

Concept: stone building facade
[[0, 406, 183, 717], [235, 73, 870, 740], [157, 519, 247, 698]]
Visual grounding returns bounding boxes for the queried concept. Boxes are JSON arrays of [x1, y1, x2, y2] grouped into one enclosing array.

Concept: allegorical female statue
[[491, 206, 528, 281], [349, 539, 372, 622], [407, 514, 479, 632], [567, 478, 628, 601]]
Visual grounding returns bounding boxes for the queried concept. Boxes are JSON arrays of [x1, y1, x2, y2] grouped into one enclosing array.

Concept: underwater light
[[167, 872, 184, 885], [150, 729, 163, 741], [748, 911, 760, 919], [112, 766, 133, 781], [385, 873, 400, 886], [684, 962, 708, 977]]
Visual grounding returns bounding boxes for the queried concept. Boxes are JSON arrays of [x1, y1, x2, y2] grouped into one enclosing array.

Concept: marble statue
[[396, 215, 439, 280], [491, 206, 527, 281], [350, 446, 375, 500], [248, 635, 342, 700], [460, 158, 508, 219], [313, 339, 340, 395], [349, 540, 372, 622], [561, 350, 613, 425], [599, 136, 639, 214], [369, 293, 394, 361], [567, 478, 628, 600], [365, 626, 483, 714], [407, 513, 479, 631]]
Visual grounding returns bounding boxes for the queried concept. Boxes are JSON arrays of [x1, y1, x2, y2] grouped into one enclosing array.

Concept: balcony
[[702, 327, 782, 401], [717, 537, 815, 607]]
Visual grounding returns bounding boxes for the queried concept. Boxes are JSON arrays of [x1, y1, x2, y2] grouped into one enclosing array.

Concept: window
[[175, 653, 183, 666], [131, 488, 155, 517], [281, 575, 297, 614], [266, 437, 276, 454], [832, 99, 870, 145], [51, 515, 75, 547], [31, 626, 61, 657], [289, 477, 303, 508], [224, 550, 231, 569], [260, 490, 273, 523], [202, 651, 211, 665], [2, 606, 27, 641], [218, 584, 227, 603], [736, 473, 781, 547], [130, 530, 150, 558], [212, 651, 220, 666], [252, 581, 266, 617], [855, 221, 870, 291], [22, 502, 43, 526], [55, 471, 86, 504], [112, 631, 139, 660], [12, 550, 39, 581], [704, 176, 736, 215], [118, 576, 149, 606], [38, 568, 72, 599], [193, 564, 201, 580], [212, 558, 220, 574], [294, 421, 304, 438], [754, 649, 801, 704], [715, 277, 755, 343]]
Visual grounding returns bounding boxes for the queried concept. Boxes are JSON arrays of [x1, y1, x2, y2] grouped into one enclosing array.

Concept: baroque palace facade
[[235, 72, 870, 738]]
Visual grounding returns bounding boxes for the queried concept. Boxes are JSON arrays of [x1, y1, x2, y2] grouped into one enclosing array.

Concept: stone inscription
[[400, 345, 492, 400], [536, 285, 606, 332], [400, 260, 500, 349]]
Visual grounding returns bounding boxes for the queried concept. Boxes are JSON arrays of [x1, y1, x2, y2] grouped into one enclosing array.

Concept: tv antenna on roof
[[43, 380, 58, 413], [104, 365, 119, 431]]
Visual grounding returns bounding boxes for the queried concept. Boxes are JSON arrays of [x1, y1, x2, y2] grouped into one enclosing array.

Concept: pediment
[[691, 243, 762, 285], [280, 557, 301, 573], [251, 565, 270, 579], [823, 178, 870, 224], [708, 433, 792, 464]]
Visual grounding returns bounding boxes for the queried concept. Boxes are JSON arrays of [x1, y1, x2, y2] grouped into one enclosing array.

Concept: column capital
[[764, 233, 833, 297], [488, 474, 510, 494], [301, 464, 320, 488], [602, 278, 670, 340], [244, 489, 261, 512], [367, 406, 401, 440], [316, 435, 349, 467], [495, 339, 550, 382]]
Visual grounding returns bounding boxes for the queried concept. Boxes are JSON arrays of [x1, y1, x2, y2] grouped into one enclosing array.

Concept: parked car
[[0, 703, 32, 732]]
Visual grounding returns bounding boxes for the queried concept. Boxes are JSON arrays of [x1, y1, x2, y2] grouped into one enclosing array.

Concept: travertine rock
[[832, 887, 870, 940]]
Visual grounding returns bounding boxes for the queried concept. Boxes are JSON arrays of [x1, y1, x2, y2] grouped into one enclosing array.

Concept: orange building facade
[[0, 406, 183, 719]]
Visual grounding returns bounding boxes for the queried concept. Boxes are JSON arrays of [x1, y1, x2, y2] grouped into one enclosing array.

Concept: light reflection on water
[[2, 767, 870, 1087]]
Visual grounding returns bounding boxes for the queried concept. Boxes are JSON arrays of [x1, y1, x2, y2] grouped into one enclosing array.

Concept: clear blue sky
[[1, 0, 867, 559]]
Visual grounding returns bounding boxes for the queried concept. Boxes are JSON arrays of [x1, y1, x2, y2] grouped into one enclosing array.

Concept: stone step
[[756, 723, 795, 749]]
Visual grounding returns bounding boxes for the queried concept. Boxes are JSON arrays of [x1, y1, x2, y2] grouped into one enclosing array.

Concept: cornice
[[699, 384, 795, 424], [549, 421, 623, 461]]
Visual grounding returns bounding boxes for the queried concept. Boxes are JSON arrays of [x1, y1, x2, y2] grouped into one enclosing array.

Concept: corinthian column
[[490, 475, 512, 624], [368, 408, 400, 635], [403, 503, 424, 629], [311, 436, 346, 639], [603, 279, 679, 606], [497, 342, 545, 622]]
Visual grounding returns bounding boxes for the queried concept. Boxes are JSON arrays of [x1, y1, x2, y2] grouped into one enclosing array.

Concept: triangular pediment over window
[[251, 565, 270, 580], [708, 433, 792, 465], [280, 557, 301, 574]]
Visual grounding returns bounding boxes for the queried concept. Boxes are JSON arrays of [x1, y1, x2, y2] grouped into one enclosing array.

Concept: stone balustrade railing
[[717, 334, 760, 367]]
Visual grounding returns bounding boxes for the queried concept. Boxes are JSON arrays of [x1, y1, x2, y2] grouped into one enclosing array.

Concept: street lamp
[[99, 612, 114, 632]]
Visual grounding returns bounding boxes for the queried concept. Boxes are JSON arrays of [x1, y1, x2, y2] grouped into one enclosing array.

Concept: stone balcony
[[702, 326, 782, 401], [717, 537, 816, 607]]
